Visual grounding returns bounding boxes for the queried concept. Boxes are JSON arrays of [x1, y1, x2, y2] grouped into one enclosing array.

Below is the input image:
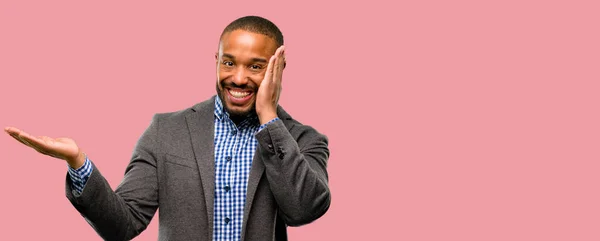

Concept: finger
[[276, 45, 285, 54], [21, 139, 56, 156], [17, 134, 59, 157], [281, 48, 287, 69], [8, 133, 32, 147], [275, 46, 286, 83], [5, 128, 57, 156], [264, 54, 277, 84], [18, 136, 46, 153], [5, 126, 24, 136], [16, 131, 49, 149], [277, 46, 285, 69], [6, 127, 34, 147]]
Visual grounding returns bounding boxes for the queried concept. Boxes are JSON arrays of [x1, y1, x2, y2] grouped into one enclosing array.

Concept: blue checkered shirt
[[212, 96, 277, 240], [68, 96, 279, 241]]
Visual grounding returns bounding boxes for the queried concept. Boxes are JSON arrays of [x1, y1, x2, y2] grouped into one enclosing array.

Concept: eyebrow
[[222, 53, 268, 63]]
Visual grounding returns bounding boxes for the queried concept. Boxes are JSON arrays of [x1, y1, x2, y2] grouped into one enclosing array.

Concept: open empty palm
[[5, 127, 83, 167]]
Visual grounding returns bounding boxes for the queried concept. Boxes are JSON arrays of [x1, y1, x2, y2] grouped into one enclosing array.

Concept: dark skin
[[4, 29, 287, 168], [215, 29, 286, 125]]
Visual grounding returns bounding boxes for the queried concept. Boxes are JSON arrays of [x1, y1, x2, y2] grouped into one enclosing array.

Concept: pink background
[[1, 0, 599, 240]]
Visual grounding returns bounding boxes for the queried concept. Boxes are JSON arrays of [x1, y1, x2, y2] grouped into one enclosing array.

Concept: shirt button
[[225, 156, 232, 162], [267, 144, 273, 150], [224, 185, 230, 192], [224, 217, 230, 224]]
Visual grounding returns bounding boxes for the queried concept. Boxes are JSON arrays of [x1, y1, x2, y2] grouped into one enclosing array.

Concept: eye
[[250, 64, 263, 70], [222, 61, 234, 66]]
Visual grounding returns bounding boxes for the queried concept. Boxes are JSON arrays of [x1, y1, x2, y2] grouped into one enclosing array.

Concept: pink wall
[[1, 0, 599, 240]]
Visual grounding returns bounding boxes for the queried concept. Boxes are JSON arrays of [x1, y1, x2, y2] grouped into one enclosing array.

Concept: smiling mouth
[[228, 89, 252, 98], [226, 88, 254, 105]]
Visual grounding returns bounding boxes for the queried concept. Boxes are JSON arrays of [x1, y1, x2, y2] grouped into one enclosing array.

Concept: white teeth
[[229, 90, 250, 98]]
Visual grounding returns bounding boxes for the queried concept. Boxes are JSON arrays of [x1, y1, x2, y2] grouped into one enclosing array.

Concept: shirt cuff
[[258, 117, 280, 133], [67, 155, 93, 195]]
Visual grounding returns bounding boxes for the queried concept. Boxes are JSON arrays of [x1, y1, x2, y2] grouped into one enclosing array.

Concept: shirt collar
[[214, 95, 226, 120], [214, 95, 260, 127]]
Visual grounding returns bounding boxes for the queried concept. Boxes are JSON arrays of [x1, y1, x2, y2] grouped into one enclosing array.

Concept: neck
[[228, 111, 259, 127]]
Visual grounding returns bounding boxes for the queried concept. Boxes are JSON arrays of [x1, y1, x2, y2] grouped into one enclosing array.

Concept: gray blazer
[[65, 96, 331, 241]]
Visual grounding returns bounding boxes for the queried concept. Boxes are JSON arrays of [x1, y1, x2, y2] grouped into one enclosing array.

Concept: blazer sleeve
[[255, 119, 331, 226], [65, 114, 161, 241]]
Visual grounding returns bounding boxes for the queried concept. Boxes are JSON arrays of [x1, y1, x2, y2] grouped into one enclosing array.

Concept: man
[[5, 15, 331, 241]]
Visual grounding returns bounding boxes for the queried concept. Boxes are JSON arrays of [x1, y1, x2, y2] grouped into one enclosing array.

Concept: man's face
[[216, 30, 278, 120]]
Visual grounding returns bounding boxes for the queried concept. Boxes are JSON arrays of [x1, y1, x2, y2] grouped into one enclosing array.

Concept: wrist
[[67, 151, 86, 169], [258, 111, 278, 125]]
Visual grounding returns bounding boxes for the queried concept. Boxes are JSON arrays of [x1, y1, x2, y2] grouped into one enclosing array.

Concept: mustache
[[221, 81, 258, 91]]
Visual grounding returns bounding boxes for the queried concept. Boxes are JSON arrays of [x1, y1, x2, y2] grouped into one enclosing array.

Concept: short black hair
[[220, 16, 284, 47]]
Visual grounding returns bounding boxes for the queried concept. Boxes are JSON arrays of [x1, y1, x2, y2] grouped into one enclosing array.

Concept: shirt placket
[[226, 120, 240, 240]]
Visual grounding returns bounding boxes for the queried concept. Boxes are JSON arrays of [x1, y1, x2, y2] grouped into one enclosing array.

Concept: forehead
[[219, 30, 277, 58]]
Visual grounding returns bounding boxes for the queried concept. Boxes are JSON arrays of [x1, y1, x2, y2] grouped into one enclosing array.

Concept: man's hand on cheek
[[256, 45, 285, 125]]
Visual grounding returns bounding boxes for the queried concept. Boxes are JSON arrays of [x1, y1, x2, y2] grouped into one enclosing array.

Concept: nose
[[231, 66, 249, 86]]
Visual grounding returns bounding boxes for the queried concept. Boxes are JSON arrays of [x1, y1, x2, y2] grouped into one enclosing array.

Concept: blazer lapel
[[185, 97, 216, 239], [241, 106, 292, 240], [241, 150, 265, 240]]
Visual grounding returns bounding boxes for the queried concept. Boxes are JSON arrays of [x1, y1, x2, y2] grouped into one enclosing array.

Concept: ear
[[215, 52, 219, 63]]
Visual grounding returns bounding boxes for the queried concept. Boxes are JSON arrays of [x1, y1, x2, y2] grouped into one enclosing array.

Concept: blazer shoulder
[[153, 96, 215, 122], [278, 106, 328, 142]]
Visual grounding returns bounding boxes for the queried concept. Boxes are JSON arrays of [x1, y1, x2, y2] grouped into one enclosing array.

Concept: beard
[[215, 80, 258, 122]]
